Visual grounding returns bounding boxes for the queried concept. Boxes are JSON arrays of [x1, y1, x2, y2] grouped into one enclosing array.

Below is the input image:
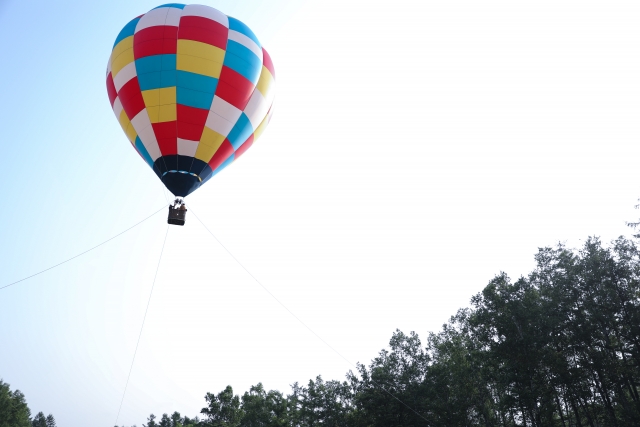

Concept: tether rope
[[0, 205, 168, 292], [187, 205, 433, 426], [114, 224, 170, 427]]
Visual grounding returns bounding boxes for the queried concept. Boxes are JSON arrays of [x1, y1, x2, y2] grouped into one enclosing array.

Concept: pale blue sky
[[2, 1, 640, 426]]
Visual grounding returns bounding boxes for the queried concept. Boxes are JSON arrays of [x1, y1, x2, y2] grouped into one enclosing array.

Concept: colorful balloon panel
[[106, 4, 275, 197]]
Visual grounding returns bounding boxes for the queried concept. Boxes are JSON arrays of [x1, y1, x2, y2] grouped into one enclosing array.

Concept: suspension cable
[[0, 205, 168, 293], [114, 224, 170, 426], [187, 205, 433, 426]]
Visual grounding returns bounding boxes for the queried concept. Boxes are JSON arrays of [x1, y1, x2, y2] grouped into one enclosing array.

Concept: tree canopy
[[131, 236, 640, 427], [0, 380, 55, 427], [6, 236, 640, 426]]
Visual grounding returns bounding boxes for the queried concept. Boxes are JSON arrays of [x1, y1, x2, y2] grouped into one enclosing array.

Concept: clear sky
[[1, 0, 640, 426]]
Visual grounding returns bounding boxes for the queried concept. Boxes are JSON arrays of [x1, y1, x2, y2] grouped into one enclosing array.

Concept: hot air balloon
[[106, 4, 275, 225]]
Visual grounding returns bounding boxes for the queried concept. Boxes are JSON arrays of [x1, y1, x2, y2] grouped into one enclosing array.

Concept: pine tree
[[31, 412, 47, 427], [0, 380, 31, 427], [158, 414, 171, 427], [143, 413, 157, 427]]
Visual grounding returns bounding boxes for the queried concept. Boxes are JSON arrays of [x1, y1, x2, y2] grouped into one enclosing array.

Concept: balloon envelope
[[106, 4, 275, 197]]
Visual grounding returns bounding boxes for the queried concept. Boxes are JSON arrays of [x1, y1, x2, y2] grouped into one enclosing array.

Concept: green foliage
[[201, 386, 243, 427], [45, 414, 56, 427], [240, 383, 288, 427], [0, 380, 31, 427], [159, 413, 172, 427], [10, 235, 640, 427], [32, 412, 47, 427], [139, 236, 640, 427], [290, 376, 353, 427], [32, 412, 55, 427], [140, 412, 197, 427], [0, 381, 55, 427], [349, 330, 430, 427], [144, 413, 157, 427]]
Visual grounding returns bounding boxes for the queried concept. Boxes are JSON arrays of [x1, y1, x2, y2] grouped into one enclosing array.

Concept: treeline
[[129, 236, 640, 427], [0, 380, 56, 427]]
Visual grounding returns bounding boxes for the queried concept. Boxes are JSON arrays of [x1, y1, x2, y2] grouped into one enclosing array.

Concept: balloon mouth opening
[[161, 171, 204, 197], [162, 170, 203, 182]]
